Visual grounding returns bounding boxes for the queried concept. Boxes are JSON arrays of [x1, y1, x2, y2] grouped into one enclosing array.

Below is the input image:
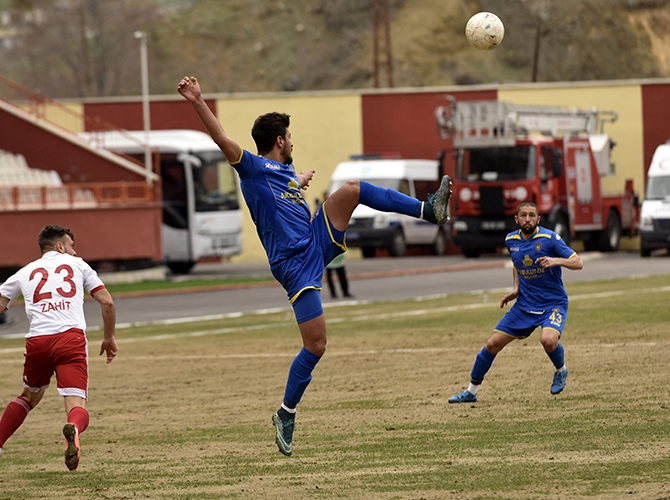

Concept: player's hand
[[298, 170, 315, 190], [500, 290, 518, 308], [99, 338, 118, 364], [177, 76, 201, 102], [535, 256, 557, 268]]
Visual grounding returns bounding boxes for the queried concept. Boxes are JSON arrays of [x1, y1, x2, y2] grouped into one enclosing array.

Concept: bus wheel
[[167, 261, 196, 274], [553, 213, 571, 246]]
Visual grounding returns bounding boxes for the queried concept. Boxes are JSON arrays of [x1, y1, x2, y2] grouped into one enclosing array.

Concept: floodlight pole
[[134, 31, 153, 185]]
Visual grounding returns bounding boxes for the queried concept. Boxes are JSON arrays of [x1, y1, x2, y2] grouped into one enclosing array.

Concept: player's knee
[[311, 339, 327, 357], [484, 339, 505, 354], [19, 391, 40, 409], [339, 179, 360, 201], [540, 334, 558, 352]]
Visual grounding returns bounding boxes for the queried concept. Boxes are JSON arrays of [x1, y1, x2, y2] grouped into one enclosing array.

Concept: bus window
[[161, 159, 188, 229], [192, 154, 240, 212]]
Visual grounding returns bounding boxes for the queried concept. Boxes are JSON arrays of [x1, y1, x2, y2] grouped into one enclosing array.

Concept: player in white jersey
[[0, 225, 117, 471]]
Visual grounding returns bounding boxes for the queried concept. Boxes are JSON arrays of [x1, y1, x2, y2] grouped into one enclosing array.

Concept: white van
[[328, 158, 448, 257], [640, 143, 670, 257]]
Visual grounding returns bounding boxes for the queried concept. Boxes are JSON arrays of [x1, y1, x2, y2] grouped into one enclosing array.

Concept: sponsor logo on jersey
[[523, 254, 534, 267], [265, 162, 280, 170], [281, 178, 306, 205]]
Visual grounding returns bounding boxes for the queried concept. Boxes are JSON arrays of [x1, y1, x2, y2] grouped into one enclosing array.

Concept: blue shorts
[[494, 304, 568, 339], [270, 204, 347, 304]]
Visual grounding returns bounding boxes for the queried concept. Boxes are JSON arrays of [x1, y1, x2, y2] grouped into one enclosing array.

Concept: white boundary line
[[1, 286, 669, 356]]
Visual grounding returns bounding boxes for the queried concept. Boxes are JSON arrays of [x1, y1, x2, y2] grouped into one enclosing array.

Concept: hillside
[[153, 0, 670, 94], [1, 0, 670, 98]]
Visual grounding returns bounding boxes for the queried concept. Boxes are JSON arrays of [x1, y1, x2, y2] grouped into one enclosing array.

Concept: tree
[[3, 0, 163, 98]]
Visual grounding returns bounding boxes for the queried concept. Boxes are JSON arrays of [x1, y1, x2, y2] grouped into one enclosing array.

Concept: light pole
[[134, 30, 153, 185]]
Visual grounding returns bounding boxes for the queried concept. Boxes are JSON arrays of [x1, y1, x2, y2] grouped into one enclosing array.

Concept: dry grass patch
[[0, 276, 669, 499]]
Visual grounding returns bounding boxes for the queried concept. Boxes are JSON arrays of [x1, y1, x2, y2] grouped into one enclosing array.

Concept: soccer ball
[[465, 12, 504, 51]]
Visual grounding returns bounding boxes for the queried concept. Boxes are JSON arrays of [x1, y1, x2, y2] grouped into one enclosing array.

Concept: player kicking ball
[[449, 201, 583, 403], [178, 75, 451, 456], [0, 225, 117, 470]]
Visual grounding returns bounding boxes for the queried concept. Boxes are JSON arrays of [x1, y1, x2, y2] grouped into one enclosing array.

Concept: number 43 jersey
[[0, 251, 105, 338]]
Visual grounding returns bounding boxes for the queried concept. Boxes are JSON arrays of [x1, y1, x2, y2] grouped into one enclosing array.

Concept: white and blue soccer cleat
[[551, 368, 569, 395], [448, 389, 477, 404]]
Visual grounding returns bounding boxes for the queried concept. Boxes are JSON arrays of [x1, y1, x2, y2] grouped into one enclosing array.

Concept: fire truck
[[435, 97, 639, 257]]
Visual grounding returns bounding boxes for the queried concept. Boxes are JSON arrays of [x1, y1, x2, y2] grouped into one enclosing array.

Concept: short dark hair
[[251, 112, 290, 155], [39, 225, 74, 252], [516, 201, 538, 215]]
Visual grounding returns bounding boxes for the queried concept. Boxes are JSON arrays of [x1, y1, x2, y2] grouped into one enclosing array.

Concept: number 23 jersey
[[0, 251, 105, 338]]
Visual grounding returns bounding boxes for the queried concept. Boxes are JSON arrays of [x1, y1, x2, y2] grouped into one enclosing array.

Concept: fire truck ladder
[[435, 96, 618, 148]]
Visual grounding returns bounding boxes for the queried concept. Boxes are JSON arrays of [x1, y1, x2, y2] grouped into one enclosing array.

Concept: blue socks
[[470, 347, 497, 384], [283, 347, 321, 409], [546, 343, 565, 369], [359, 181, 422, 218]]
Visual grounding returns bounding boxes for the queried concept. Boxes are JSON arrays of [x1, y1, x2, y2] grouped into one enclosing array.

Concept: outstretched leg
[[449, 332, 515, 403], [0, 388, 45, 453], [325, 177, 452, 232]]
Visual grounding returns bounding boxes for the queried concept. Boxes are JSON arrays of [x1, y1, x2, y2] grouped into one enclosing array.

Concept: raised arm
[[177, 76, 243, 163]]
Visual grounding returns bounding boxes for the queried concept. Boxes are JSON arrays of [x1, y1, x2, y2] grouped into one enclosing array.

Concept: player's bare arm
[[500, 265, 520, 308], [177, 76, 242, 164], [298, 170, 315, 190], [92, 288, 118, 364], [0, 295, 8, 313], [535, 255, 583, 270]]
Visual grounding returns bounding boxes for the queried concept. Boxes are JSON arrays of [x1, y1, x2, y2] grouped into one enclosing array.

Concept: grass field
[[0, 275, 669, 499]]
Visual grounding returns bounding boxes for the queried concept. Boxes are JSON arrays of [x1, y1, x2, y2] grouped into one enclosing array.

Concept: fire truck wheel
[[597, 210, 621, 252], [640, 245, 652, 258], [388, 229, 407, 257], [463, 248, 481, 258], [553, 214, 571, 246]]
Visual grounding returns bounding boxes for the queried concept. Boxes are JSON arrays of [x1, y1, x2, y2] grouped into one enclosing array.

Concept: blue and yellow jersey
[[504, 226, 577, 311], [232, 150, 312, 265]]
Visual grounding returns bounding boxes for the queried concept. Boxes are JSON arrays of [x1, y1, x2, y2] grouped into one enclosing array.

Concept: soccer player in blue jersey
[[178, 76, 452, 455], [449, 201, 583, 403]]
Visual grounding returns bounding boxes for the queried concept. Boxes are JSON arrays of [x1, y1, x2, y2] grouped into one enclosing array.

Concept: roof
[[80, 129, 220, 154], [331, 159, 439, 181]]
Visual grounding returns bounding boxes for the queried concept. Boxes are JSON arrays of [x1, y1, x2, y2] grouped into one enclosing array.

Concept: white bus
[[82, 129, 242, 273]]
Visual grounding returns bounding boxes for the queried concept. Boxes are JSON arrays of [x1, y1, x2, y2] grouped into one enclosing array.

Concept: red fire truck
[[435, 97, 639, 257]]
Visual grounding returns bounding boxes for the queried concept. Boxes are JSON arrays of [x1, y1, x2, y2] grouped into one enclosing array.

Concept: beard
[[519, 222, 536, 235], [281, 144, 293, 165]]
